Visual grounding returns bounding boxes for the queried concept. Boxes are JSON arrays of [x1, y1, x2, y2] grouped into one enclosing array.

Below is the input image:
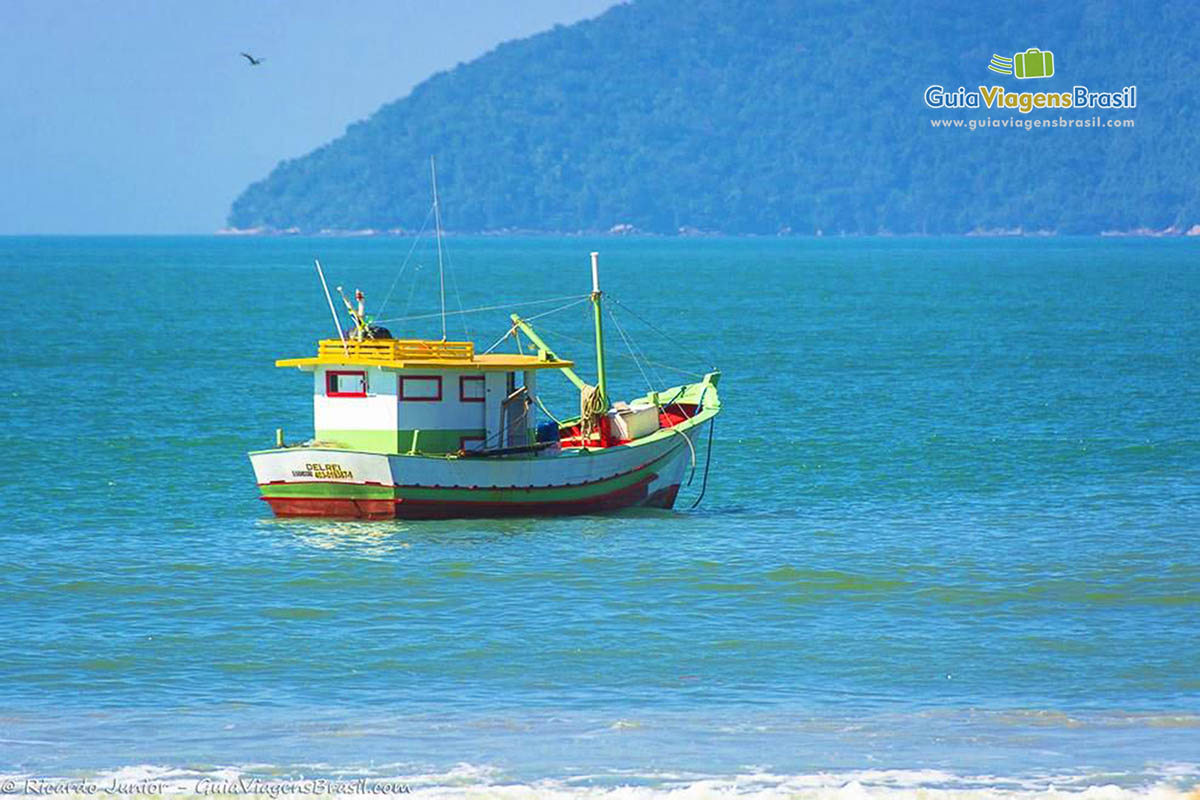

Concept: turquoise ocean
[[0, 236, 1197, 797]]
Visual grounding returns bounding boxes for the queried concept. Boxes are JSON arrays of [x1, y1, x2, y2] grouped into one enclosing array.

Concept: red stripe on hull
[[642, 483, 681, 509], [392, 475, 658, 519], [263, 496, 397, 520], [263, 479, 683, 520]]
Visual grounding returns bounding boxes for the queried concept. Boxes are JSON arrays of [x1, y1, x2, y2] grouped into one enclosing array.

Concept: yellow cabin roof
[[276, 338, 574, 371]]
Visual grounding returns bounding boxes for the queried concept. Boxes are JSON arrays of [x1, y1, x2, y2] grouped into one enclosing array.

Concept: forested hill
[[227, 0, 1200, 235]]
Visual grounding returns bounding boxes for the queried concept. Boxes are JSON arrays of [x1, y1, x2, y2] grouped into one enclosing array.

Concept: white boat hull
[[249, 430, 697, 519]]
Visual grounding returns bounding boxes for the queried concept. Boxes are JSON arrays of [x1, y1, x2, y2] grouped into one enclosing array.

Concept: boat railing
[[317, 338, 475, 362]]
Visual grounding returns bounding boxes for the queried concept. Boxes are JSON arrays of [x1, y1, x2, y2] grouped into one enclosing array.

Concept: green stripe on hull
[[394, 458, 661, 504], [259, 482, 395, 500], [313, 428, 487, 454]]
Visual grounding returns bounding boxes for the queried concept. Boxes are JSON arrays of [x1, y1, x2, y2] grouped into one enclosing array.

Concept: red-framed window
[[399, 375, 442, 401], [459, 435, 486, 452], [459, 375, 485, 403], [326, 370, 367, 397]]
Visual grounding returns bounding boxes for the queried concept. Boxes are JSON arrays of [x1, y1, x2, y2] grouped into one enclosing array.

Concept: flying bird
[[240, 52, 264, 66]]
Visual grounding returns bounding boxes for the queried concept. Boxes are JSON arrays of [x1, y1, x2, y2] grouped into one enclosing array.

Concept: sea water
[[0, 236, 1196, 797]]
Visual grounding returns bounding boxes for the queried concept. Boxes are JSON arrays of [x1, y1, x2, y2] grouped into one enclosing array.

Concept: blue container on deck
[[536, 421, 559, 443]]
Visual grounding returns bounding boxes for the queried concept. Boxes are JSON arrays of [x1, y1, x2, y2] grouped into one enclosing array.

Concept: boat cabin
[[276, 338, 573, 454]]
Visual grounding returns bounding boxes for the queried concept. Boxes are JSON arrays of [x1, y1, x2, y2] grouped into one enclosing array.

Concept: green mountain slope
[[228, 0, 1200, 235]]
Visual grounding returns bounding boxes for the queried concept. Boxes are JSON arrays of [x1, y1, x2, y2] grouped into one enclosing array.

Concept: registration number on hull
[[290, 462, 355, 480]]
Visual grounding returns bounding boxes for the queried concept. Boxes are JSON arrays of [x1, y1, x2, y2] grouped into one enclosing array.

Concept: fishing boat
[[248, 250, 719, 519], [248, 166, 719, 519]]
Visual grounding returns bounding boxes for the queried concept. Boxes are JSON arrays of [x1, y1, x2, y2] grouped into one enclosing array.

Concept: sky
[[0, 0, 617, 234]]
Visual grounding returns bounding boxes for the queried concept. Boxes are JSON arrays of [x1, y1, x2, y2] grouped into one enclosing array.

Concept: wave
[[1, 764, 1197, 799]]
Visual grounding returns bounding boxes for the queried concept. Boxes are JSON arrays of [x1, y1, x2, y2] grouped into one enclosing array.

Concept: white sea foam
[[1, 765, 1197, 799]]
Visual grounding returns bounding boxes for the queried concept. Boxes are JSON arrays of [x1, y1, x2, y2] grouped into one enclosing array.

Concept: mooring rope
[[688, 417, 716, 509]]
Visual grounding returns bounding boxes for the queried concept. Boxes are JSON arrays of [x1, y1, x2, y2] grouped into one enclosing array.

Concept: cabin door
[[501, 388, 529, 448]]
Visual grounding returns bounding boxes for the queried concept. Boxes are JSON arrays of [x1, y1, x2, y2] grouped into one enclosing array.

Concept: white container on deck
[[607, 401, 660, 441]]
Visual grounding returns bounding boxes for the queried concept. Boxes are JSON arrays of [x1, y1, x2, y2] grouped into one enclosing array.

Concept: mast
[[590, 251, 608, 408], [431, 155, 447, 341]]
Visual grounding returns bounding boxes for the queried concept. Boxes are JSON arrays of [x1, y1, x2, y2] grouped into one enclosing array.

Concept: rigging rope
[[532, 321, 704, 380], [609, 295, 716, 369], [616, 305, 670, 394], [374, 294, 588, 326], [400, 264, 424, 323], [376, 203, 435, 316], [524, 295, 590, 322], [534, 393, 565, 426], [579, 383, 605, 441], [607, 306, 656, 396], [436, 227, 470, 340], [482, 329, 514, 355], [482, 296, 589, 356]]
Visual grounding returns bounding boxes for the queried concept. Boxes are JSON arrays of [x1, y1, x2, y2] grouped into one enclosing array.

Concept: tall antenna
[[430, 155, 447, 341], [314, 258, 348, 354]]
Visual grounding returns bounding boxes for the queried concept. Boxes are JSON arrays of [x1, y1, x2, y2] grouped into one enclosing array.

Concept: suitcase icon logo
[[1014, 48, 1054, 78], [988, 48, 1055, 79]]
